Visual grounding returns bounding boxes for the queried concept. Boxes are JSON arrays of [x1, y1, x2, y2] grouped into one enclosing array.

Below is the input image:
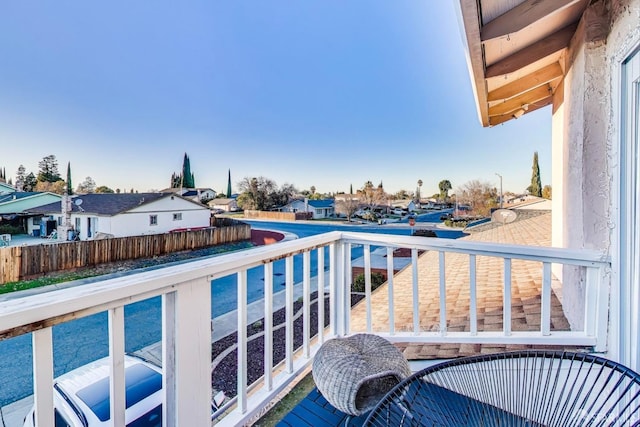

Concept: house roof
[[209, 198, 236, 206], [27, 193, 179, 216], [307, 199, 334, 208], [456, 0, 600, 127], [0, 182, 15, 194], [0, 192, 44, 204]]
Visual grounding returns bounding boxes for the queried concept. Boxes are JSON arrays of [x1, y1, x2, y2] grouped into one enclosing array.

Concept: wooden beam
[[481, 0, 581, 41], [489, 96, 552, 126], [488, 62, 563, 101], [486, 23, 577, 78], [489, 84, 553, 116], [457, 0, 490, 127]]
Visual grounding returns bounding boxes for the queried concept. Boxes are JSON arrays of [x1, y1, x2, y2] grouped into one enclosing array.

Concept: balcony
[[0, 228, 609, 426]]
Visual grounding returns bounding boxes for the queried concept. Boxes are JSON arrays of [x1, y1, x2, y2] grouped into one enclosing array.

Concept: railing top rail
[[339, 231, 610, 267], [0, 229, 609, 339]]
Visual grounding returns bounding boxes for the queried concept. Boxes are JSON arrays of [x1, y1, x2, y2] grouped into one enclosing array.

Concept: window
[[315, 209, 323, 215], [57, 216, 62, 226], [172, 213, 182, 221], [149, 215, 158, 226], [33, 217, 42, 226]]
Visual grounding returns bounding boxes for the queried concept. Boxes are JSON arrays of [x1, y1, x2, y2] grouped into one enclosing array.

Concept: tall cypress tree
[[182, 153, 195, 188], [529, 151, 542, 197], [66, 162, 73, 195], [226, 169, 232, 198]]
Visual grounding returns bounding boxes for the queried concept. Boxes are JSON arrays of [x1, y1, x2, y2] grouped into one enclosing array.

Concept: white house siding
[[109, 197, 210, 237], [551, 0, 640, 365]]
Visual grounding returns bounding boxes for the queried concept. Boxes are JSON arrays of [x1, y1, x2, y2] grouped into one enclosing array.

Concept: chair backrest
[[365, 350, 640, 426]]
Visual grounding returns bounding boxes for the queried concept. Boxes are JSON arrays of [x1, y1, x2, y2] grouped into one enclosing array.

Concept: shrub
[[0, 224, 22, 235], [352, 272, 386, 293]]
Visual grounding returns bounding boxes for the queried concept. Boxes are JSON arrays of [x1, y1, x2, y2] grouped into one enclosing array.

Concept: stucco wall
[[552, 0, 640, 329]]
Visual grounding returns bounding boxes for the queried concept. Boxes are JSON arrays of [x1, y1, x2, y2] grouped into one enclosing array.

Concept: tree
[[96, 186, 115, 193], [438, 180, 452, 201], [358, 181, 387, 211], [335, 194, 360, 222], [65, 162, 73, 195], [37, 155, 61, 183], [456, 179, 498, 217], [35, 180, 66, 194], [542, 185, 552, 200], [15, 165, 26, 191], [23, 172, 37, 191], [393, 189, 412, 200], [237, 176, 277, 211], [77, 176, 97, 194], [182, 153, 195, 188], [226, 169, 232, 198], [528, 151, 542, 196], [416, 179, 423, 203]]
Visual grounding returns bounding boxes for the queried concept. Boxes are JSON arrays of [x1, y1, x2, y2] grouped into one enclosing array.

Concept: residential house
[[0, 192, 63, 235], [27, 193, 211, 240], [161, 187, 217, 203], [281, 198, 335, 219], [389, 199, 417, 212], [208, 197, 239, 212]]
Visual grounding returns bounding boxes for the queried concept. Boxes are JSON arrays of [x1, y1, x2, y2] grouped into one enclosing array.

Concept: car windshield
[[75, 363, 162, 422]]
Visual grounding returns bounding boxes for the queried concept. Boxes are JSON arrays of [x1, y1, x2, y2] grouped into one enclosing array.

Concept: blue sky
[[0, 1, 551, 197]]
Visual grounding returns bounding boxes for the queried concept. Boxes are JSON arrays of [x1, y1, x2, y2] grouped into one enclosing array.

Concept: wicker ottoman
[[312, 334, 411, 416]]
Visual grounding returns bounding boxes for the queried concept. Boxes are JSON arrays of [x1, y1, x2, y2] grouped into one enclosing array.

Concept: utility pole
[[495, 173, 503, 209]]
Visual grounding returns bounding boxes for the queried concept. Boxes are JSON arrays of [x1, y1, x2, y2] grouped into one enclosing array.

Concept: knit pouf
[[312, 334, 411, 416]]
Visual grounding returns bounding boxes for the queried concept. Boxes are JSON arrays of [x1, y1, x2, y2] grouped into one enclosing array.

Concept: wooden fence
[[243, 210, 312, 221], [0, 222, 251, 285]]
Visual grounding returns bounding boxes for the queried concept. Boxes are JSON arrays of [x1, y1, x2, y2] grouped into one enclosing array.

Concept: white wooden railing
[[0, 231, 610, 426]]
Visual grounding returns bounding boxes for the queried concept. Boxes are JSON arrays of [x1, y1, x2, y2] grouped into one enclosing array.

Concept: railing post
[[387, 247, 395, 335], [162, 292, 177, 427], [303, 250, 311, 357], [469, 254, 477, 336], [170, 278, 212, 425], [412, 248, 420, 334], [439, 251, 447, 335], [32, 327, 54, 427], [345, 243, 352, 334], [541, 262, 552, 336], [317, 247, 326, 344], [503, 258, 512, 336], [334, 241, 346, 336], [285, 256, 294, 372], [237, 270, 248, 411], [109, 306, 126, 427], [263, 263, 274, 390], [364, 244, 372, 332], [330, 243, 338, 337]]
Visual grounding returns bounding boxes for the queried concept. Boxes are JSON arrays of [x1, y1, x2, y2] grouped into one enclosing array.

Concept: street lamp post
[[495, 173, 503, 209]]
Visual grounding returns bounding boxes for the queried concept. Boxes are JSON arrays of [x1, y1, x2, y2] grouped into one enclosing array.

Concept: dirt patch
[[251, 229, 285, 246]]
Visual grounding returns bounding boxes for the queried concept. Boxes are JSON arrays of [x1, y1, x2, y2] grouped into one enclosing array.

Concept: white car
[[23, 355, 163, 427]]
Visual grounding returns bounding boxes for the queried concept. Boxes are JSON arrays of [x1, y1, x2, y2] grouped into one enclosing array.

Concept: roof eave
[[456, 0, 490, 127]]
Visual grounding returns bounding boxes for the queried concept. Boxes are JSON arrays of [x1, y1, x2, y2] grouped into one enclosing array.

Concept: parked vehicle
[[23, 355, 164, 427]]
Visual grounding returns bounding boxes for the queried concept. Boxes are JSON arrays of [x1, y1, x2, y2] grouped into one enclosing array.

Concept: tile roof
[[348, 212, 582, 359], [27, 193, 170, 216]]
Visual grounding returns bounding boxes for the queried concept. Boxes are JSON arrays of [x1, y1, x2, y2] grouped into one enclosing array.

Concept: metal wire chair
[[364, 350, 640, 426]]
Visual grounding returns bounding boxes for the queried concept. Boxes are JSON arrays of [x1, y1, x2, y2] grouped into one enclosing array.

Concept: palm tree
[[438, 179, 452, 201], [416, 179, 423, 204]]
